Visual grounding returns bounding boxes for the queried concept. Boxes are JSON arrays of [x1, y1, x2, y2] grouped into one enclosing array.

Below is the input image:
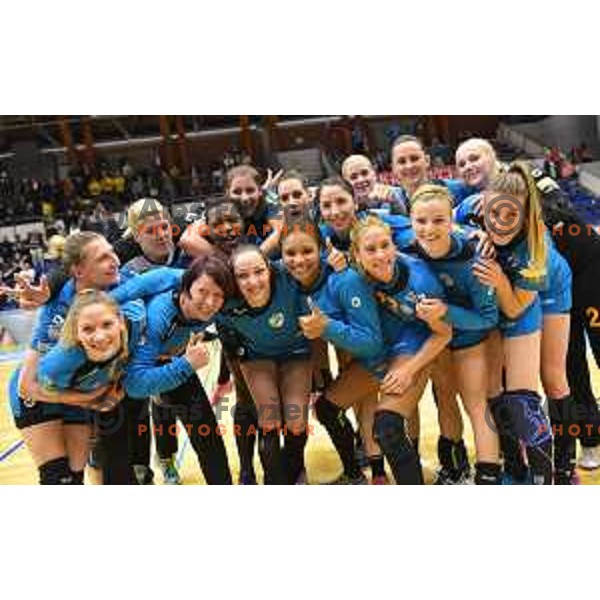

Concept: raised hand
[[416, 298, 448, 324], [185, 332, 210, 370], [299, 297, 329, 340], [325, 237, 347, 272]]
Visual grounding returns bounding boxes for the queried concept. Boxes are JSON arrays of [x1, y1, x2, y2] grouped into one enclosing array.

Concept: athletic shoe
[[133, 464, 154, 485], [159, 457, 181, 485], [433, 466, 471, 485], [210, 380, 233, 406], [578, 446, 600, 470], [371, 474, 390, 485], [325, 472, 368, 485], [238, 470, 257, 485]]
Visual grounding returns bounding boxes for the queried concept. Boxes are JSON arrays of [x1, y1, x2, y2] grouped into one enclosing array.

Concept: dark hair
[[206, 202, 243, 228], [278, 169, 309, 191], [315, 176, 354, 205], [280, 213, 323, 249], [180, 253, 235, 299], [225, 165, 262, 192], [391, 134, 426, 153]]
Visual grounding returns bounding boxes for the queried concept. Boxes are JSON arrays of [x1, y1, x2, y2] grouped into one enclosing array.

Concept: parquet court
[[1, 341, 600, 485]]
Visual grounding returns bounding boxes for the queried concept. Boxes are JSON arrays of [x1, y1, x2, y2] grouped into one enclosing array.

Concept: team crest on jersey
[[268, 311, 285, 329], [351, 296, 362, 309], [48, 314, 65, 342]]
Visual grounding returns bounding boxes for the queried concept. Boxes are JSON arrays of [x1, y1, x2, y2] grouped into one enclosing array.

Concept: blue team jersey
[[405, 231, 498, 349], [319, 211, 414, 253], [217, 262, 309, 361], [123, 290, 212, 398], [453, 192, 482, 227], [361, 254, 446, 373], [244, 200, 280, 245], [439, 179, 477, 206], [30, 267, 182, 356], [120, 248, 190, 277], [37, 300, 146, 393], [495, 233, 546, 337], [540, 232, 572, 315], [290, 261, 384, 361]]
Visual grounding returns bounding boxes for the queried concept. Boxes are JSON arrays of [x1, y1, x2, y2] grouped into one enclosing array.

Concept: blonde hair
[[126, 198, 167, 238], [411, 184, 454, 210], [62, 231, 103, 274], [341, 154, 374, 180], [46, 234, 66, 259], [488, 160, 547, 280], [456, 138, 502, 181], [60, 290, 129, 358], [349, 215, 394, 266]]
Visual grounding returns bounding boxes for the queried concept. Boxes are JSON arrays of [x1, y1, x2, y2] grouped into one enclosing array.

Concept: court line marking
[[0, 440, 24, 463]]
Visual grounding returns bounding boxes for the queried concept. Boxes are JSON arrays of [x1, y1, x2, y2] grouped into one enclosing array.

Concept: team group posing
[[6, 135, 598, 486]]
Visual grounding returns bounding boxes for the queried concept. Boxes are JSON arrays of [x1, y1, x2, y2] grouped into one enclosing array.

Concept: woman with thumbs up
[[280, 214, 386, 484]]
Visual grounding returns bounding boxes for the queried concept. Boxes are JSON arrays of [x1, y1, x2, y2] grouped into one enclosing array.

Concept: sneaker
[[325, 472, 368, 485], [371, 474, 390, 485], [578, 446, 600, 471], [238, 470, 257, 485], [133, 464, 154, 485], [159, 457, 181, 485], [433, 466, 471, 485], [210, 380, 233, 406]]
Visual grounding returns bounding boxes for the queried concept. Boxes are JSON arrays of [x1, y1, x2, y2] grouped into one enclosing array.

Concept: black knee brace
[[39, 457, 73, 485], [489, 390, 551, 446], [314, 396, 360, 478], [373, 411, 423, 485]]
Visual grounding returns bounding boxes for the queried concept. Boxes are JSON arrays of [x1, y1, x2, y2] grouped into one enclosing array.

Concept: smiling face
[[74, 238, 120, 290], [392, 140, 430, 191], [353, 225, 397, 283], [319, 184, 357, 235], [278, 178, 312, 219], [281, 230, 321, 287], [134, 213, 174, 263], [76, 303, 125, 363], [411, 198, 453, 258], [482, 191, 525, 246], [228, 174, 262, 218], [456, 141, 496, 189], [180, 273, 226, 322], [207, 205, 244, 255], [343, 156, 377, 199], [232, 249, 271, 308]]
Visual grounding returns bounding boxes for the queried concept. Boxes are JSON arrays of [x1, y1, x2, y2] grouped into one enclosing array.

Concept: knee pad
[[39, 457, 73, 485], [373, 411, 412, 455], [314, 396, 343, 424], [489, 390, 551, 447]]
